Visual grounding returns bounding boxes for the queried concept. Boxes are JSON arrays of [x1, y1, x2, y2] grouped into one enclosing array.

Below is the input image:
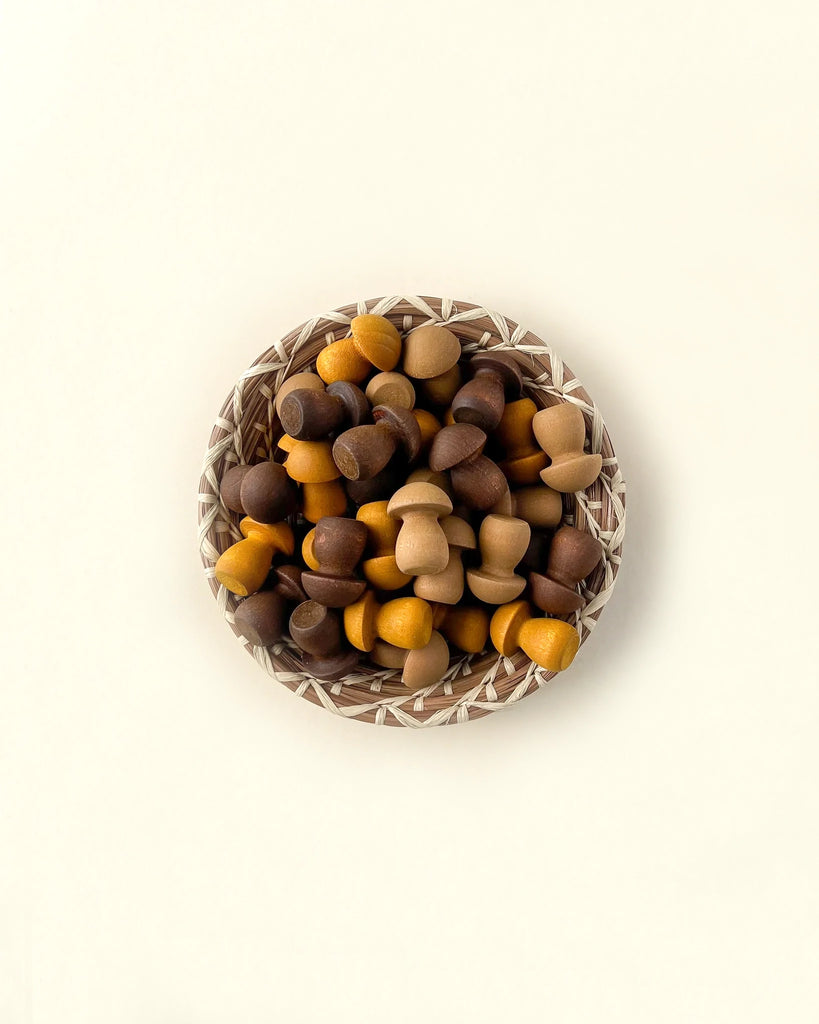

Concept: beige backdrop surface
[[2, 1, 818, 1021]]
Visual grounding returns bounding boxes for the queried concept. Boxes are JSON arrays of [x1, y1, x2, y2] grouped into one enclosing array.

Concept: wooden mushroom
[[429, 423, 507, 511], [282, 437, 346, 526], [316, 314, 402, 385], [421, 364, 461, 407], [279, 381, 369, 441], [402, 325, 461, 380], [451, 351, 523, 433], [219, 464, 252, 514], [282, 439, 339, 484], [490, 484, 563, 528], [332, 406, 421, 481], [233, 590, 287, 647], [528, 526, 602, 615], [214, 519, 295, 597], [289, 600, 359, 680], [495, 398, 548, 484], [402, 325, 462, 407], [365, 372, 415, 410], [490, 600, 580, 672], [532, 403, 602, 492], [239, 461, 297, 524], [431, 604, 490, 654], [274, 372, 324, 417], [301, 517, 368, 607], [370, 630, 450, 689], [343, 592, 434, 651], [386, 482, 453, 576], [413, 516, 476, 605], [466, 514, 531, 604], [301, 479, 348, 523], [356, 501, 412, 591]]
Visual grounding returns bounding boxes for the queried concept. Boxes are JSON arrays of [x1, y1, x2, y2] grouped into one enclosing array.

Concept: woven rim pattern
[[197, 296, 626, 727]]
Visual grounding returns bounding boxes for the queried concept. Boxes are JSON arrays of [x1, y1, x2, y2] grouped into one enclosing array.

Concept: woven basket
[[198, 296, 626, 727]]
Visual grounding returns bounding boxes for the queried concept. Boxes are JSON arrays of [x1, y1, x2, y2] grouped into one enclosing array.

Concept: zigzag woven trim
[[198, 296, 626, 727]]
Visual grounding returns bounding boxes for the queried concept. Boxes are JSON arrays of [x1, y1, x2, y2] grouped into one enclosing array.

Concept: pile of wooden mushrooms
[[214, 314, 604, 688]]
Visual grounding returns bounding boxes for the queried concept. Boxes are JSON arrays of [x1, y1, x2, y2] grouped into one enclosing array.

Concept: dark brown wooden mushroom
[[332, 405, 421, 481], [451, 351, 523, 432], [289, 600, 360, 680], [239, 461, 297, 524], [528, 526, 602, 614], [278, 381, 369, 441], [301, 517, 368, 607], [428, 423, 507, 511], [234, 590, 287, 646], [220, 464, 252, 514]]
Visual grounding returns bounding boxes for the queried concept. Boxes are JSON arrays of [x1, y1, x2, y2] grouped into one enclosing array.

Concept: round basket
[[197, 296, 626, 727]]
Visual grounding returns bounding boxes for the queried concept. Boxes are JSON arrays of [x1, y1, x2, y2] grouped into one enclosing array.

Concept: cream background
[[2, 1, 818, 1021]]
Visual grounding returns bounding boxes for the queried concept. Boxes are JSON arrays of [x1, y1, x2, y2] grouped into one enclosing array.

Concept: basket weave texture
[[198, 296, 626, 727]]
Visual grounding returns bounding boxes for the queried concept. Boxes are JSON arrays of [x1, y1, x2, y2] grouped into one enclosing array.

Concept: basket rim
[[197, 295, 626, 728]]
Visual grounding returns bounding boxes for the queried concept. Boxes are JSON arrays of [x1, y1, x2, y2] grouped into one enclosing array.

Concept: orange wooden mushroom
[[214, 519, 295, 597], [489, 600, 580, 672], [344, 592, 434, 652], [316, 314, 402, 385]]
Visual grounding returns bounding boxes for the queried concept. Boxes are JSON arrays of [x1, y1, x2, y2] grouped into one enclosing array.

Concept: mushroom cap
[[548, 525, 602, 583], [489, 600, 531, 657], [362, 554, 412, 591], [470, 351, 523, 396], [433, 605, 489, 654], [375, 597, 433, 650], [316, 337, 371, 385], [371, 405, 422, 460], [412, 408, 442, 449], [528, 572, 585, 615], [219, 464, 252, 514], [539, 453, 603, 493], [312, 516, 368, 572], [387, 482, 453, 520], [518, 618, 580, 672], [405, 467, 452, 497], [349, 314, 402, 371], [370, 638, 408, 669], [239, 518, 295, 555], [233, 590, 287, 647], [283, 440, 340, 483], [365, 372, 415, 410], [402, 325, 461, 379], [273, 564, 307, 603], [402, 630, 450, 689], [274, 372, 324, 417], [288, 599, 341, 656], [325, 380, 370, 426], [343, 590, 380, 652], [441, 515, 476, 550], [239, 461, 295, 523], [420, 363, 462, 406], [429, 423, 486, 471], [531, 402, 585, 450], [496, 397, 539, 444]]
